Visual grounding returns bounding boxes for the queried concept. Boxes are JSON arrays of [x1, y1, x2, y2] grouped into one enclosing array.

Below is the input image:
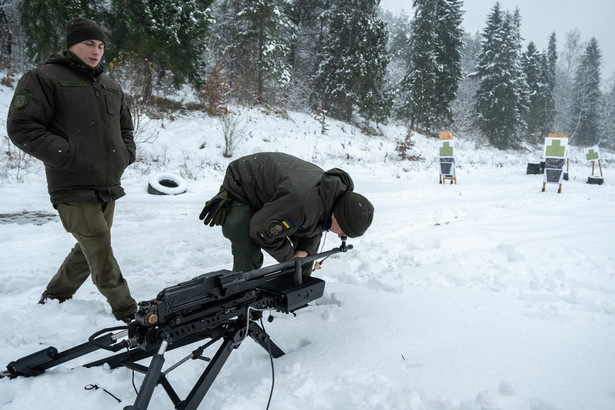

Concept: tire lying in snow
[[587, 176, 604, 185], [147, 173, 188, 195]]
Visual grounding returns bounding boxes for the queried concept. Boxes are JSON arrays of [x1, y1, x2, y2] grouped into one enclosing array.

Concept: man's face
[[330, 213, 345, 238], [69, 39, 105, 68]]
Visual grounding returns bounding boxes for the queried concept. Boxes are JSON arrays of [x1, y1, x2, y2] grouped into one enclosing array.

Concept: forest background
[[0, 0, 614, 154]]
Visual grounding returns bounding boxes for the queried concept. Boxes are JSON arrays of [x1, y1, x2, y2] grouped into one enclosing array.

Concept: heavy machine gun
[[2, 238, 353, 409]]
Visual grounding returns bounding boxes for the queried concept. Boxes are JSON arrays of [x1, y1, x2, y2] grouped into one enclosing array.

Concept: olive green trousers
[[221, 200, 315, 275], [42, 201, 137, 320]]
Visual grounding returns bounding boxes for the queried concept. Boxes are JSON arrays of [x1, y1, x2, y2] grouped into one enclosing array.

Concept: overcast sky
[[380, 0, 615, 82]]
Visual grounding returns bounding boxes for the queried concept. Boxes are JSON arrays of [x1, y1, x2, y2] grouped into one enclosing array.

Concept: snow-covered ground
[[1, 82, 614, 410]]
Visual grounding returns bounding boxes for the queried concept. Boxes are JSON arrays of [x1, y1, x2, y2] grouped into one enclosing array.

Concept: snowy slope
[[1, 82, 615, 410]]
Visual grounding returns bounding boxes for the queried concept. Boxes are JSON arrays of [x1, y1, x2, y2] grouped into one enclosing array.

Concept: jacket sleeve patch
[[267, 220, 292, 238], [10, 90, 30, 111]]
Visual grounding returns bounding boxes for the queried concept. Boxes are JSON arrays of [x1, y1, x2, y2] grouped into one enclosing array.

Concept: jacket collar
[[45, 50, 104, 78]]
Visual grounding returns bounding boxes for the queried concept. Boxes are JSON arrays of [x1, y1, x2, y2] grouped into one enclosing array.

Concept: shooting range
[[438, 131, 456, 184], [542, 133, 569, 193], [584, 145, 604, 185]]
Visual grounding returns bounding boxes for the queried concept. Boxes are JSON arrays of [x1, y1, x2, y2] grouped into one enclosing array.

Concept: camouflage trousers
[[42, 201, 137, 320]]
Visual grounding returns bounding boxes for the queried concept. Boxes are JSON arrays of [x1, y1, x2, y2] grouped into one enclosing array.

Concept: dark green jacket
[[222, 152, 353, 262], [7, 51, 135, 205]]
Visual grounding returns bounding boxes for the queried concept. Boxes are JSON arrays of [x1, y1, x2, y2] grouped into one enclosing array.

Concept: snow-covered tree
[[313, 0, 390, 122], [522, 37, 556, 142], [208, 0, 292, 105], [452, 31, 480, 133], [553, 29, 582, 133], [380, 8, 412, 118], [599, 76, 615, 148], [237, 0, 293, 104], [474, 3, 527, 149], [107, 0, 213, 100], [283, 0, 328, 109], [398, 0, 463, 131], [398, 0, 437, 128], [432, 0, 464, 128], [18, 0, 103, 63], [569, 37, 602, 145]]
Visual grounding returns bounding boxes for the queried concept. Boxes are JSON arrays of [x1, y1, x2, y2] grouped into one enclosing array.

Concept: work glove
[[199, 188, 233, 227]]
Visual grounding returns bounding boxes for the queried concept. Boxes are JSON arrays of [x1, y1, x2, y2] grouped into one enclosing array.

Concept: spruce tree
[[569, 37, 602, 145], [553, 30, 581, 132], [432, 0, 464, 128], [283, 0, 328, 109], [383, 10, 413, 118], [474, 3, 526, 149], [236, 0, 293, 104], [19, 0, 103, 63], [522, 42, 551, 141], [208, 0, 293, 105], [452, 32, 481, 132], [313, 0, 390, 122], [106, 0, 213, 100], [399, 0, 437, 129], [599, 79, 615, 148], [399, 0, 463, 131], [207, 1, 250, 101]]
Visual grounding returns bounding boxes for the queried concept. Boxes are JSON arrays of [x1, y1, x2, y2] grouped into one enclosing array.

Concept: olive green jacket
[[222, 152, 354, 262], [7, 51, 135, 205]]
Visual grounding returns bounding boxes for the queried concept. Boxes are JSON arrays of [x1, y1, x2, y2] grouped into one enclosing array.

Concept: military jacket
[[7, 51, 135, 205], [222, 152, 353, 262]]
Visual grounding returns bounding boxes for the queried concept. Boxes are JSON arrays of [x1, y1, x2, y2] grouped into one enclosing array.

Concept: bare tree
[[220, 109, 250, 158]]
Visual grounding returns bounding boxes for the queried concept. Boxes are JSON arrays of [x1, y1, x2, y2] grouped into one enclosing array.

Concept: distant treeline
[[1, 0, 613, 149]]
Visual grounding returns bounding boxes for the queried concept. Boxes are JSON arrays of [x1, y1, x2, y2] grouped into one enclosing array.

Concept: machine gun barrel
[[221, 236, 353, 291]]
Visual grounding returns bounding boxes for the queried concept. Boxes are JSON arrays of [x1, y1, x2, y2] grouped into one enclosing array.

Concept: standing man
[[199, 152, 374, 274], [7, 17, 137, 321]]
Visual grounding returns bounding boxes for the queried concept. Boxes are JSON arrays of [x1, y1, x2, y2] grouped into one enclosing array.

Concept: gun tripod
[[6, 312, 284, 410], [3, 240, 353, 409], [117, 312, 284, 410]]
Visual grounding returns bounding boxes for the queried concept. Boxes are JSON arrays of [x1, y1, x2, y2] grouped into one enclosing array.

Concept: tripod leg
[[124, 340, 170, 410], [178, 334, 238, 410], [249, 322, 285, 358]]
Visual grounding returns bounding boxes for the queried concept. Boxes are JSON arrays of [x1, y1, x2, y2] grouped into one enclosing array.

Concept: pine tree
[[599, 79, 615, 148], [553, 29, 582, 132], [522, 41, 552, 141], [399, 0, 463, 131], [451, 31, 481, 132], [106, 0, 213, 100], [208, 0, 293, 105], [207, 1, 249, 102], [399, 0, 437, 129], [432, 0, 464, 127], [569, 37, 602, 145], [474, 3, 527, 149], [383, 9, 413, 118], [544, 32, 558, 133], [283, 0, 329, 109], [236, 0, 293, 104], [19, 0, 103, 63], [313, 0, 390, 122]]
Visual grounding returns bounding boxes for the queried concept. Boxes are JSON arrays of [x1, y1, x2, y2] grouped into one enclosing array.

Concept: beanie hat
[[333, 192, 374, 238], [65, 17, 106, 47]]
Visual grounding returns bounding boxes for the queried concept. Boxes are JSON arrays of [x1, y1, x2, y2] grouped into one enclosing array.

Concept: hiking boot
[[38, 291, 71, 305]]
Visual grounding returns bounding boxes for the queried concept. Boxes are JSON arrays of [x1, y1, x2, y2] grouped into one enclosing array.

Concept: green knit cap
[[65, 17, 106, 47], [333, 191, 374, 238]]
